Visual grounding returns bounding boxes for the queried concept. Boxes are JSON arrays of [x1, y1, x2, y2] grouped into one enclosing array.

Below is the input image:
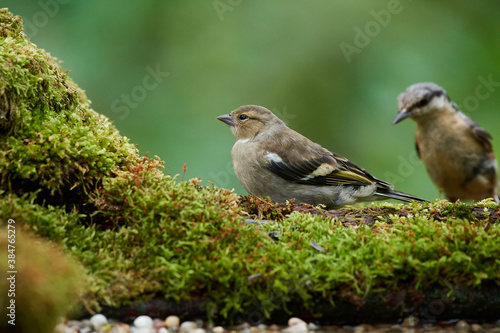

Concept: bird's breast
[[415, 115, 494, 198]]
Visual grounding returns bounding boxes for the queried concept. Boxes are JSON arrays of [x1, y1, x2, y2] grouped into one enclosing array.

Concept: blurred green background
[[4, 1, 500, 201]]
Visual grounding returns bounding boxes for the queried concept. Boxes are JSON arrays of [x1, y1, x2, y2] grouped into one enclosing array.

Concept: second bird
[[393, 82, 499, 203], [217, 105, 425, 209]]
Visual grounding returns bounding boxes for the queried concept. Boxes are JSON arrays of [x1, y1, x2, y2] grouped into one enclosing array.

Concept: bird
[[393, 82, 499, 203], [217, 105, 426, 209]]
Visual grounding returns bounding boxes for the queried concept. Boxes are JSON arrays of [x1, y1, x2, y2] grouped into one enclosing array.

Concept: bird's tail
[[375, 187, 428, 203]]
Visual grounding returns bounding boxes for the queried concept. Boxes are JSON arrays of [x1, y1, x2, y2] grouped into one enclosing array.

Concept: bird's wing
[[265, 147, 385, 187], [459, 111, 493, 152]]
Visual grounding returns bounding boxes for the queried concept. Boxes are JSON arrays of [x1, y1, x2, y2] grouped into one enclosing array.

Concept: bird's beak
[[217, 114, 235, 126], [392, 108, 412, 124]]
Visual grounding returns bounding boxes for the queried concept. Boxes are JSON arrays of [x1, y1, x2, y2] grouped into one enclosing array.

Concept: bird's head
[[393, 82, 452, 125], [217, 105, 285, 140]]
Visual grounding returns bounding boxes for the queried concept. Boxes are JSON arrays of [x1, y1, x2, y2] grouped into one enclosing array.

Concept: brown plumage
[[217, 105, 426, 209], [393, 82, 499, 202]]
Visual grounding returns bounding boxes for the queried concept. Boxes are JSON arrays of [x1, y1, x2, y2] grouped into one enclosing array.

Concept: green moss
[[1, 8, 500, 323], [440, 201, 475, 220], [0, 8, 137, 205], [4, 190, 499, 321]]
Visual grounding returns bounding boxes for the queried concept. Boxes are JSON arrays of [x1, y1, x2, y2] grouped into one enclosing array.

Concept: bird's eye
[[239, 114, 249, 120], [417, 96, 429, 107]]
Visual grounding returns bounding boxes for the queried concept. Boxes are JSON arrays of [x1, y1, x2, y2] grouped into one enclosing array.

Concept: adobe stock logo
[[459, 74, 500, 113], [22, 0, 71, 38], [110, 65, 169, 120], [383, 150, 423, 187], [339, 0, 412, 64], [212, 0, 244, 21]]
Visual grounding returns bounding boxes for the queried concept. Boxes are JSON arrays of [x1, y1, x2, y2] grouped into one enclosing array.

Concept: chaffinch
[[217, 105, 426, 209], [393, 82, 499, 203]]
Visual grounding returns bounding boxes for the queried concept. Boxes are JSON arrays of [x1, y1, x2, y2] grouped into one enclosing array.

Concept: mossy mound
[[1, 8, 500, 325], [0, 8, 138, 207]]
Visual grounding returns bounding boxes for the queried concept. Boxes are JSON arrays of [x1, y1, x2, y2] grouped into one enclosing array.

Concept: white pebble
[[456, 320, 471, 331], [288, 318, 306, 327], [158, 328, 169, 333], [134, 315, 154, 329], [180, 321, 198, 333], [283, 318, 308, 333], [90, 314, 108, 330], [308, 323, 318, 331], [53, 323, 66, 333], [213, 326, 225, 333], [165, 315, 181, 328]]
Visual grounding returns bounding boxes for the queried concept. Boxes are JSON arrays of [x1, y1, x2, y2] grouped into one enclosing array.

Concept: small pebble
[[165, 315, 181, 329], [419, 323, 436, 331], [237, 322, 251, 333], [266, 324, 281, 332], [134, 315, 154, 331], [258, 324, 268, 331], [283, 318, 308, 333], [66, 320, 83, 330], [353, 325, 365, 332], [180, 321, 198, 333], [153, 319, 167, 330], [456, 320, 471, 332], [401, 316, 419, 328], [53, 322, 67, 333], [113, 323, 131, 333], [359, 324, 375, 331], [308, 323, 318, 331], [213, 326, 225, 333], [80, 321, 93, 333], [288, 318, 306, 326], [159, 328, 169, 333], [471, 324, 483, 332], [250, 327, 261, 333], [90, 314, 108, 330]]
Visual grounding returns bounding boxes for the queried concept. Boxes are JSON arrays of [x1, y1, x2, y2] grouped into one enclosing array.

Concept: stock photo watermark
[[339, 0, 412, 64], [417, 286, 478, 321], [213, 0, 244, 21], [110, 64, 169, 120], [383, 150, 422, 187], [272, 105, 297, 125], [6, 219, 17, 326], [458, 74, 500, 113], [23, 0, 71, 38]]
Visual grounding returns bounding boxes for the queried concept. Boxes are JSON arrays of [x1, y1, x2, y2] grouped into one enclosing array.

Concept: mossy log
[[1, 8, 499, 326]]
